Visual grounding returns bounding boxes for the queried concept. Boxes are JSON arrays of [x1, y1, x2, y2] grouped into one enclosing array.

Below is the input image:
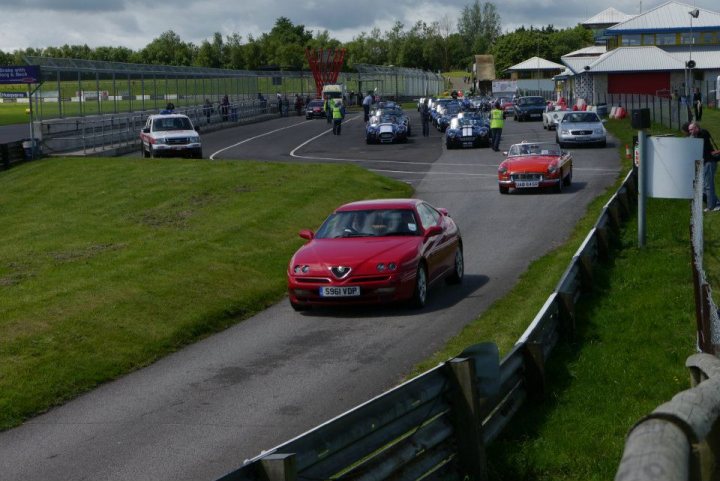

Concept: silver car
[[556, 111, 606, 148]]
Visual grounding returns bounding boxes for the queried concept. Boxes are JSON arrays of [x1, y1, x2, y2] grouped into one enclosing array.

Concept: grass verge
[[411, 113, 719, 479], [0, 157, 412, 430], [0, 103, 30, 126]]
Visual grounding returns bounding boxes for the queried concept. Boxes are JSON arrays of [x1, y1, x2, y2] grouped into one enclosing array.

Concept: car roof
[[336, 199, 421, 212], [149, 113, 190, 119]]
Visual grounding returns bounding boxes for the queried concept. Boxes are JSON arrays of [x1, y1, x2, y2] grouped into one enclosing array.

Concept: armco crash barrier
[[0, 140, 28, 170], [216, 169, 640, 481], [615, 354, 720, 481]]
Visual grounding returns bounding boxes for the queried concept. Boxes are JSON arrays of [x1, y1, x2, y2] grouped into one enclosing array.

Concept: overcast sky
[[0, 0, 717, 52]]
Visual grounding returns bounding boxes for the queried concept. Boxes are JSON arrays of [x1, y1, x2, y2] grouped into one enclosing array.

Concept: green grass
[[0, 103, 31, 125], [411, 114, 710, 479], [0, 157, 412, 430]]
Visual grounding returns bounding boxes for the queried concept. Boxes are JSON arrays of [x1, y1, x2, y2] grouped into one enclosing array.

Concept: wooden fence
[[214, 170, 639, 481]]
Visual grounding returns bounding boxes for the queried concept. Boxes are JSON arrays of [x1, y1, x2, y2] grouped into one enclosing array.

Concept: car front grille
[[512, 173, 542, 181], [379, 133, 394, 140], [167, 137, 191, 145], [571, 130, 593, 135]]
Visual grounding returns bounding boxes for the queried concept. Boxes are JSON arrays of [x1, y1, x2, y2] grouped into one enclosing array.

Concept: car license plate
[[515, 180, 539, 188], [319, 286, 360, 297], [531, 113, 541, 118]]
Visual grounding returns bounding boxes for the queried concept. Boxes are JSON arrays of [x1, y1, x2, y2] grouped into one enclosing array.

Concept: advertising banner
[[0, 66, 41, 84], [647, 136, 702, 199]]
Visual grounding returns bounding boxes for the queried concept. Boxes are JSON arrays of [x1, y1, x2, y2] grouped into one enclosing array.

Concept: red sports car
[[287, 199, 463, 311], [497, 142, 573, 194]]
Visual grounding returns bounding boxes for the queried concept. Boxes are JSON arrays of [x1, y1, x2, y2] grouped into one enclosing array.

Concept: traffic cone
[[625, 144, 631, 158]]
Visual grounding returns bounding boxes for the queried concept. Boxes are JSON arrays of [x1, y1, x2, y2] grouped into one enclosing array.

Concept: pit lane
[[0, 109, 621, 481]]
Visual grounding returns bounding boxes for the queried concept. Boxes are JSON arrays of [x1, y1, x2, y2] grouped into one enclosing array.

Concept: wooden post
[[446, 357, 488, 481], [260, 453, 297, 481], [578, 255, 594, 292], [556, 292, 576, 340]]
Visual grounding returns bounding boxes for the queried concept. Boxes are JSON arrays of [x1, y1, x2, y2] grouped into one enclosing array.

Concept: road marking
[[289, 116, 361, 158], [209, 120, 313, 159]]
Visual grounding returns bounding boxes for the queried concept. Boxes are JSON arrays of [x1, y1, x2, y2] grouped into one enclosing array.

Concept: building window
[[656, 33, 677, 45], [700, 32, 717, 44], [642, 34, 655, 45], [621, 35, 641, 46], [681, 32, 701, 45]]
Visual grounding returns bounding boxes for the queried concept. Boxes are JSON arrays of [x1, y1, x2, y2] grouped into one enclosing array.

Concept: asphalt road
[[0, 111, 621, 481]]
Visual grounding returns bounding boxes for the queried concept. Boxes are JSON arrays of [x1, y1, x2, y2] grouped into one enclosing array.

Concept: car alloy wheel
[[410, 264, 428, 309], [446, 248, 464, 284]]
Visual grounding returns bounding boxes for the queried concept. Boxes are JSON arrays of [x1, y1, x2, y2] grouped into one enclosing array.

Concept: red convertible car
[[287, 199, 463, 311], [497, 142, 573, 194]]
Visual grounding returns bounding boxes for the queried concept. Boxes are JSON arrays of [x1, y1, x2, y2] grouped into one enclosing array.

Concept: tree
[[457, 1, 502, 56], [139, 30, 195, 66]]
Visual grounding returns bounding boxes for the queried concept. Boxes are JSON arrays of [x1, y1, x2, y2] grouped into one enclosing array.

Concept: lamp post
[[686, 9, 699, 101]]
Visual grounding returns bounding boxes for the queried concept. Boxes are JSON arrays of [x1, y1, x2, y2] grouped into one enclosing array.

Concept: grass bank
[[0, 157, 412, 430], [412, 112, 720, 479]]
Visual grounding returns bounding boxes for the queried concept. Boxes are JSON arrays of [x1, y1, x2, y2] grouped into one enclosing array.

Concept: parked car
[[140, 113, 202, 158], [287, 199, 464, 310], [556, 111, 607, 148], [498, 97, 515, 118], [497, 142, 573, 194], [305, 99, 326, 119], [373, 105, 412, 136], [445, 114, 490, 149], [435, 102, 462, 132], [512, 96, 546, 121], [542, 106, 572, 131], [366, 113, 409, 144]]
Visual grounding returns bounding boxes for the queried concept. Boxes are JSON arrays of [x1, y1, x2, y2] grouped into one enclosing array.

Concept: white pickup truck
[[140, 113, 202, 158]]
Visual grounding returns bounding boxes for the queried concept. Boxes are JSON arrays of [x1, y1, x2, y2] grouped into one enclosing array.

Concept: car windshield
[[451, 117, 479, 128], [507, 143, 562, 157], [308, 100, 323, 107], [377, 115, 397, 124], [519, 97, 545, 106], [152, 117, 192, 131], [315, 209, 420, 238], [564, 112, 600, 123]]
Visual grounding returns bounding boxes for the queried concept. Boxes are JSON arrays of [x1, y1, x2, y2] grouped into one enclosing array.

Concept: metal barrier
[[215, 170, 639, 481]]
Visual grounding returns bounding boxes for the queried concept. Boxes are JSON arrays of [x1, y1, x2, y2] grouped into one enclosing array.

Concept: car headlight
[[293, 265, 310, 274], [377, 262, 397, 272], [498, 164, 508, 174], [190, 136, 200, 143], [155, 137, 167, 145], [561, 129, 570, 135], [547, 163, 559, 174], [594, 129, 604, 135]]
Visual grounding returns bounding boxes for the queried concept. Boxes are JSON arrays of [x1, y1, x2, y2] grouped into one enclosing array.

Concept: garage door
[[607, 72, 671, 95]]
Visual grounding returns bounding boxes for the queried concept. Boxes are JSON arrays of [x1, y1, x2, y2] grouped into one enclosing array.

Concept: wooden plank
[[614, 419, 689, 481]]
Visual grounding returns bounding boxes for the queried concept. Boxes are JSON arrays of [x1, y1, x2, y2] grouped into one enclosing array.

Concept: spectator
[[276, 92, 282, 117], [282, 95, 289, 117], [294, 94, 303, 116], [682, 121, 719, 212], [203, 98, 213, 124], [420, 98, 430, 137], [221, 95, 229, 121], [693, 87, 703, 121], [362, 91, 373, 122]]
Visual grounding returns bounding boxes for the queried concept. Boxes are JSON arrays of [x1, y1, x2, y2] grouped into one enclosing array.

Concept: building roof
[[563, 46, 607, 57], [506, 56, 565, 72], [585, 46, 686, 72], [661, 44, 720, 70], [582, 7, 635, 26], [561, 56, 600, 75], [606, 1, 720, 33], [553, 68, 574, 80]]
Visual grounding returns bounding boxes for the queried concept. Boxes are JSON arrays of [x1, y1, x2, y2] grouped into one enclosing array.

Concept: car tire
[[290, 300, 311, 312], [564, 167, 573, 187], [599, 140, 607, 148], [499, 185, 509, 194], [446, 141, 453, 150], [409, 264, 428, 309], [149, 147, 156, 158], [446, 247, 464, 285], [555, 176, 563, 193]]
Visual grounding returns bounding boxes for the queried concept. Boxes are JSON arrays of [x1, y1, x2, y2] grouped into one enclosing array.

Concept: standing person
[[294, 94, 303, 116], [221, 95, 229, 121], [362, 91, 373, 122], [682, 121, 719, 212], [331, 99, 345, 135], [276, 92, 282, 117], [490, 101, 504, 152], [203, 98, 213, 124], [282, 95, 289, 117], [420, 98, 430, 137], [324, 95, 332, 124], [693, 87, 703, 121]]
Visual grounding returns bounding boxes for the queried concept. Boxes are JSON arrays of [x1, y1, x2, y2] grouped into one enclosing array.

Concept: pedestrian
[[324, 95, 332, 124], [203, 98, 213, 124], [165, 101, 175, 112], [331, 99, 345, 135], [295, 94, 303, 116], [420, 98, 430, 137], [221, 95, 229, 121], [362, 91, 373, 122], [490, 101, 504, 152], [282, 95, 289, 117], [682, 121, 720, 212], [693, 87, 703, 121], [276, 92, 282, 117]]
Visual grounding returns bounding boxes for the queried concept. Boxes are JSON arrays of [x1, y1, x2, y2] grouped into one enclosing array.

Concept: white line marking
[[209, 120, 313, 159], [289, 116, 361, 158]]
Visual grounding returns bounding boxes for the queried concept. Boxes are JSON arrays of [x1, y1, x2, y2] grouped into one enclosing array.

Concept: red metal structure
[[305, 48, 346, 98]]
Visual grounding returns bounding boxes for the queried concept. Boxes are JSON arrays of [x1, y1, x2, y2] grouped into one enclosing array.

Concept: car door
[[416, 203, 453, 282]]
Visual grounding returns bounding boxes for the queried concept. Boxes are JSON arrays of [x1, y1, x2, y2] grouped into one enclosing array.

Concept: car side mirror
[[142, 127, 150, 133], [438, 208, 449, 216], [298, 229, 314, 240], [601, 119, 607, 124], [424, 225, 443, 238]]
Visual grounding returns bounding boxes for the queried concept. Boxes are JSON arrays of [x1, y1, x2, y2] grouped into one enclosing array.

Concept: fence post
[[522, 342, 546, 402], [260, 453, 297, 481], [446, 357, 488, 481]]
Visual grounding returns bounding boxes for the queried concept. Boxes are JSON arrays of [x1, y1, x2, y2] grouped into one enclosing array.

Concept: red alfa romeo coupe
[[287, 199, 463, 311], [497, 142, 573, 194]]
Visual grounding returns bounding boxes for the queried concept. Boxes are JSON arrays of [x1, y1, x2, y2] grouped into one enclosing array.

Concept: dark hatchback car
[[305, 99, 326, 119], [512, 96, 547, 121]]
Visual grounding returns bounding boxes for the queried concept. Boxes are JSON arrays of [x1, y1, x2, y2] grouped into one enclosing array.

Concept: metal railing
[[214, 170, 639, 481]]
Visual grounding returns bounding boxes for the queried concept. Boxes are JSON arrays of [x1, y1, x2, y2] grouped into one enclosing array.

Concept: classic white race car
[[542, 106, 572, 131]]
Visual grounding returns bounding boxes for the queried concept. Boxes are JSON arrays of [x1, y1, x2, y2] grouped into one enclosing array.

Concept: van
[[322, 84, 345, 100]]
